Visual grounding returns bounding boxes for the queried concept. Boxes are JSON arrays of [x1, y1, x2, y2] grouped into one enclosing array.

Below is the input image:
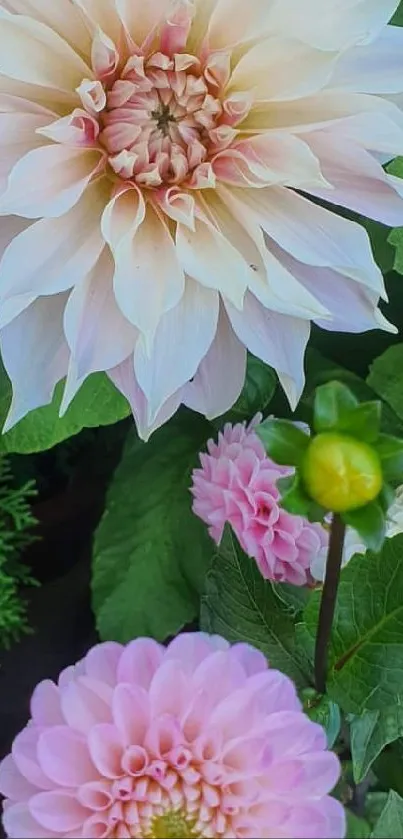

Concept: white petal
[[0, 145, 104, 218], [68, 0, 122, 44], [113, 205, 185, 347], [304, 131, 403, 226], [220, 185, 385, 297], [228, 37, 337, 102], [134, 278, 219, 423], [0, 111, 54, 194], [0, 8, 91, 97], [101, 184, 145, 251], [267, 0, 400, 49], [4, 0, 92, 57], [63, 248, 137, 377], [330, 25, 403, 94], [175, 214, 248, 309], [0, 293, 70, 431], [0, 178, 109, 328], [115, 0, 170, 46], [225, 291, 310, 409], [108, 356, 183, 441], [269, 242, 396, 335], [206, 0, 275, 48], [183, 306, 246, 418], [312, 111, 403, 157]]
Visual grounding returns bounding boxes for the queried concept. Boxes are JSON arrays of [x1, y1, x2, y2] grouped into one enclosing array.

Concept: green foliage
[[343, 502, 386, 552], [351, 705, 403, 784], [346, 812, 370, 839], [92, 410, 214, 643], [200, 526, 309, 688], [302, 690, 341, 747], [256, 417, 309, 466], [0, 455, 38, 647], [368, 344, 403, 424], [300, 535, 403, 713], [387, 159, 403, 274], [370, 791, 403, 838], [0, 361, 130, 454]]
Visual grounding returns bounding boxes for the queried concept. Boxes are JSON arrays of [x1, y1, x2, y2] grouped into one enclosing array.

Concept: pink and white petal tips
[[191, 414, 328, 585], [0, 633, 345, 838], [0, 0, 400, 439]]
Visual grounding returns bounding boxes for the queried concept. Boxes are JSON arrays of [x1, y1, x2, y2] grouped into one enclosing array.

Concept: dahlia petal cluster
[[0, 633, 345, 839], [191, 415, 328, 586], [0, 0, 402, 439]]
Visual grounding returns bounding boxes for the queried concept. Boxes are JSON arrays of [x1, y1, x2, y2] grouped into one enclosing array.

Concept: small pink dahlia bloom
[[191, 416, 328, 586], [0, 0, 402, 439], [0, 633, 345, 839]]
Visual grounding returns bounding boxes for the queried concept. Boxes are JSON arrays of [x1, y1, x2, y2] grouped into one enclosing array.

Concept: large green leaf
[[92, 410, 214, 642], [351, 704, 403, 783], [387, 158, 403, 274], [392, 1, 403, 25], [200, 526, 309, 688], [301, 535, 403, 713], [371, 791, 403, 838], [368, 344, 403, 423], [0, 362, 130, 453], [346, 812, 370, 839]]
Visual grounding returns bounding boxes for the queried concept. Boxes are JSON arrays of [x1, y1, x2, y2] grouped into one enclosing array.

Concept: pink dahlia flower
[[0, 0, 401, 439], [191, 416, 328, 586], [0, 633, 345, 838]]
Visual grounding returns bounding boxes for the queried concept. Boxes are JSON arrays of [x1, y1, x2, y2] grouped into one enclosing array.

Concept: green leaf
[[392, 1, 403, 25], [375, 435, 403, 483], [343, 501, 386, 552], [359, 217, 395, 275], [256, 418, 309, 467], [277, 474, 327, 522], [302, 349, 403, 438], [0, 362, 130, 454], [368, 345, 403, 425], [346, 812, 370, 839], [350, 704, 403, 784], [303, 692, 341, 748], [313, 380, 358, 433], [301, 535, 403, 713], [371, 791, 403, 838], [92, 410, 214, 643], [338, 402, 382, 444], [200, 526, 309, 688], [216, 353, 276, 426]]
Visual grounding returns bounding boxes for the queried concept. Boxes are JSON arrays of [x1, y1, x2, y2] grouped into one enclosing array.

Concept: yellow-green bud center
[[302, 432, 382, 512], [148, 810, 200, 839]]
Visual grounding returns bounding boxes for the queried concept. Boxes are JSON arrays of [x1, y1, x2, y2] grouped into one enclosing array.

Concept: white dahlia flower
[[0, 0, 402, 438]]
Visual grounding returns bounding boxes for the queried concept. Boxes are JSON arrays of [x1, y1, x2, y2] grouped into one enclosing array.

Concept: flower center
[[98, 51, 224, 188], [147, 809, 201, 838]]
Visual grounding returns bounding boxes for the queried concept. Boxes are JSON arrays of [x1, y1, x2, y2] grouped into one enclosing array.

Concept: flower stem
[[314, 513, 346, 694]]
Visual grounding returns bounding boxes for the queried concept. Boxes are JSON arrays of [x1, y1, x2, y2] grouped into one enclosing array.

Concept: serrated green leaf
[[216, 353, 276, 426], [301, 535, 403, 713], [346, 811, 370, 839], [313, 380, 358, 433], [375, 435, 403, 483], [343, 502, 386, 552], [92, 411, 214, 643], [371, 791, 403, 838], [200, 526, 309, 688], [0, 361, 130, 454], [351, 704, 403, 784], [368, 345, 403, 425], [256, 418, 309, 467]]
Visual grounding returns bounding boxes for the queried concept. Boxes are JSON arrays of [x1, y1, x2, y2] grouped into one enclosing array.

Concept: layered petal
[[329, 23, 403, 93], [3, 0, 92, 57], [134, 278, 219, 423], [0, 294, 70, 431], [108, 356, 183, 441]]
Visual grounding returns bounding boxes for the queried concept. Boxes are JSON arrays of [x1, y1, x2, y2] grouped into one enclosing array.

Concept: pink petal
[[12, 727, 55, 790], [60, 678, 112, 734], [84, 642, 123, 686], [214, 132, 327, 188], [87, 724, 124, 778], [2, 802, 54, 838], [165, 633, 227, 674], [0, 755, 38, 801], [30, 680, 63, 726], [112, 684, 150, 746], [0, 145, 104, 218], [148, 660, 191, 718], [29, 791, 89, 833], [37, 726, 98, 786], [116, 638, 164, 688]]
